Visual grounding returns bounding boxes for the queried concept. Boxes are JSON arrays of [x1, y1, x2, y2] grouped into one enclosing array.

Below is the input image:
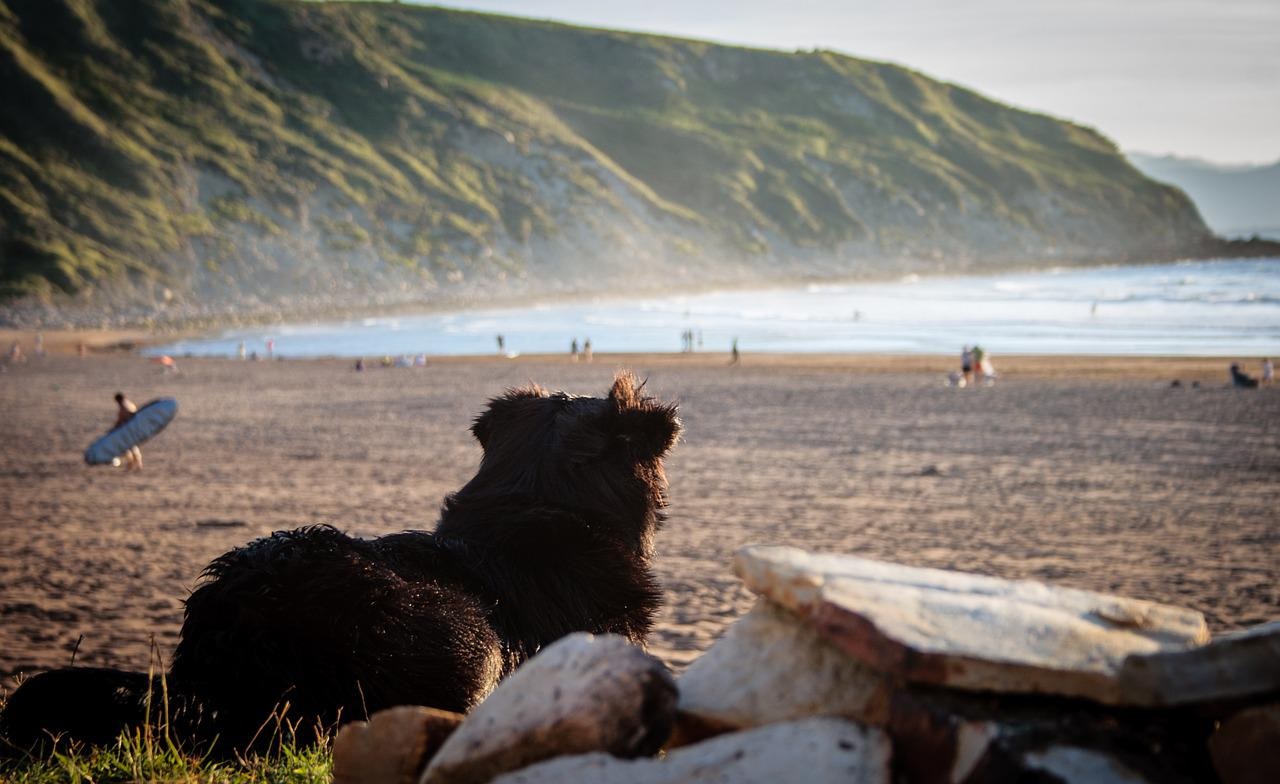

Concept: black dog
[[2, 372, 680, 756], [1230, 363, 1259, 389]]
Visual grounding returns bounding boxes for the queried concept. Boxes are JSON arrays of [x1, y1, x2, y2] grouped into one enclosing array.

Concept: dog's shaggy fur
[[1, 373, 680, 756]]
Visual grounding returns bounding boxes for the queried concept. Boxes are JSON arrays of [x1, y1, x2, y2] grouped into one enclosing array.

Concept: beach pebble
[[418, 633, 677, 784], [333, 705, 463, 784], [675, 598, 888, 742], [734, 546, 1210, 706], [1118, 619, 1280, 706], [490, 717, 891, 784], [1209, 702, 1280, 784]]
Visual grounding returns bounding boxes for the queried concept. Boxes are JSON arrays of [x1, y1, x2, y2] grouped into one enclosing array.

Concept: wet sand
[[1, 351, 1276, 688]]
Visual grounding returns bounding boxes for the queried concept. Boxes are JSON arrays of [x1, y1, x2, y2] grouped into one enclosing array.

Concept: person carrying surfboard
[[113, 393, 143, 471]]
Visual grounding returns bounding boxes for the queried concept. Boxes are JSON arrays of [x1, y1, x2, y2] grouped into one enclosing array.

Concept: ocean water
[[150, 259, 1280, 358]]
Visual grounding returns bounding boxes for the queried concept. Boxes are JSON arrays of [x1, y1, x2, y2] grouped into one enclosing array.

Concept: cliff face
[[0, 0, 1213, 323]]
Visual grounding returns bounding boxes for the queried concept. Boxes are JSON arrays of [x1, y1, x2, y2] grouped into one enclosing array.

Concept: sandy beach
[[1, 348, 1276, 691]]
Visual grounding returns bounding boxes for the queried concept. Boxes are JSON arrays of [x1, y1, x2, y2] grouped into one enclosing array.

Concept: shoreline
[[0, 336, 1264, 383], [3, 252, 1276, 335]]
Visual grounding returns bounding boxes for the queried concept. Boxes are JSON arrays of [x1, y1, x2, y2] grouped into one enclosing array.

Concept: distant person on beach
[[1230, 363, 1259, 389], [355, 358, 364, 372], [113, 393, 143, 471], [583, 338, 593, 363], [238, 341, 246, 360], [571, 338, 579, 361], [34, 332, 45, 358], [730, 338, 740, 366], [8, 341, 24, 363], [496, 334, 504, 354], [960, 346, 973, 385], [979, 354, 997, 385], [150, 355, 179, 374], [1263, 358, 1274, 385]]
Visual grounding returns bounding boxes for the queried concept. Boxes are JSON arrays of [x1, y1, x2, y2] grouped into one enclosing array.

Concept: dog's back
[[168, 525, 504, 750]]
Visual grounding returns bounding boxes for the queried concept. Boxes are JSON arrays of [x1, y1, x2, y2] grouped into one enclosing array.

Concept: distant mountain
[[0, 0, 1245, 326], [1128, 153, 1280, 240]]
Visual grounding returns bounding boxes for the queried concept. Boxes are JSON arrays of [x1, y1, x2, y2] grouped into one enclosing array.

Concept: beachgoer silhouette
[[113, 393, 143, 471], [960, 346, 973, 386], [571, 338, 579, 361], [1263, 358, 1274, 385], [1230, 363, 1259, 389], [979, 353, 996, 385], [583, 338, 593, 363], [730, 338, 740, 366], [496, 334, 505, 353]]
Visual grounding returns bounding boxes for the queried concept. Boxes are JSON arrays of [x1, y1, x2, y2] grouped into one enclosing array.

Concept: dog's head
[[451, 372, 680, 554]]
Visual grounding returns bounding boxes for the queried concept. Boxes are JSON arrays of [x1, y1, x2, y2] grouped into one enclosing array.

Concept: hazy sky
[[410, 0, 1280, 165]]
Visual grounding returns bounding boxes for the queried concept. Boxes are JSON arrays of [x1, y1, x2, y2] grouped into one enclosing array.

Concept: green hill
[[0, 0, 1229, 324]]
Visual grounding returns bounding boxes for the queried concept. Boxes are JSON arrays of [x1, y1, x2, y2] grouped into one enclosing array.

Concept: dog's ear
[[471, 384, 547, 448], [604, 372, 681, 461]]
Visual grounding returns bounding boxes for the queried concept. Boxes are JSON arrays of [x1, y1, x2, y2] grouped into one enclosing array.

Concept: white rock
[[1022, 746, 1154, 783], [419, 633, 676, 784], [677, 598, 889, 731], [491, 717, 891, 784], [734, 546, 1210, 706], [1119, 619, 1280, 706]]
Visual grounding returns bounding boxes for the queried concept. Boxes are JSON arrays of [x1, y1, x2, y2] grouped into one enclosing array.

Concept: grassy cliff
[[0, 0, 1220, 324]]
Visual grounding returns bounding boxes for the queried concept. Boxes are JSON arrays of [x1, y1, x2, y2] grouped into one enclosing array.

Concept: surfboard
[[84, 398, 178, 465]]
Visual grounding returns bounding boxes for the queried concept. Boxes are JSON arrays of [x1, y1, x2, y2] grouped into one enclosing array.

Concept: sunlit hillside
[[0, 0, 1229, 324]]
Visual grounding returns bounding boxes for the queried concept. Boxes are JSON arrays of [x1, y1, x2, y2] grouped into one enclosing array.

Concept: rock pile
[[334, 546, 1279, 784]]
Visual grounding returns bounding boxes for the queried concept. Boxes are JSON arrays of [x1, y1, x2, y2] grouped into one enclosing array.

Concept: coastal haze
[[150, 260, 1280, 358], [1, 0, 1278, 769]]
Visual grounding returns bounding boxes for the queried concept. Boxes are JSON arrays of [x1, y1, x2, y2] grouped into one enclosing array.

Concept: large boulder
[[419, 634, 677, 784], [734, 546, 1210, 705], [1119, 620, 1280, 706], [675, 598, 888, 740]]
